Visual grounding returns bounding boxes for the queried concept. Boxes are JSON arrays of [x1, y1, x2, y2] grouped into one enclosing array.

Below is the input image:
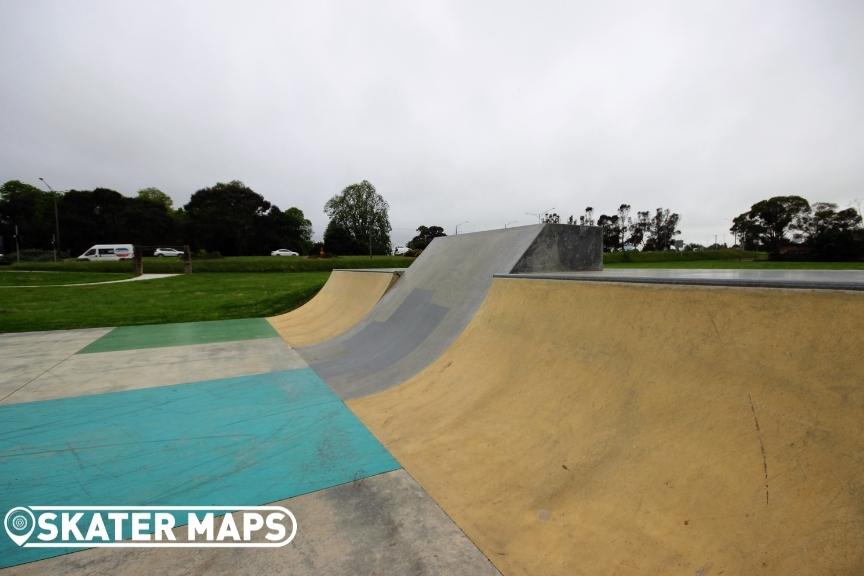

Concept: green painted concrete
[[77, 318, 278, 354], [0, 368, 400, 567]]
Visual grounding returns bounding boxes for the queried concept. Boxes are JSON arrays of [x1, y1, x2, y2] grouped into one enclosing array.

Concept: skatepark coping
[[496, 268, 864, 291]]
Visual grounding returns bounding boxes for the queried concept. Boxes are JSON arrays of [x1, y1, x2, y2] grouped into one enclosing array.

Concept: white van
[[77, 244, 134, 261]]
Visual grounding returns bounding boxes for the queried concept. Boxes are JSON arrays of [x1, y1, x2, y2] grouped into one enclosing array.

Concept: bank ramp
[[298, 224, 601, 399], [350, 276, 864, 576], [269, 269, 401, 347]]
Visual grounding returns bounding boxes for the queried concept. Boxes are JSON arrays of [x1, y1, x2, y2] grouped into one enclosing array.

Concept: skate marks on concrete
[[0, 369, 399, 567], [350, 278, 864, 576], [2, 337, 307, 404], [269, 269, 402, 348], [4, 470, 500, 576], [0, 328, 111, 402]]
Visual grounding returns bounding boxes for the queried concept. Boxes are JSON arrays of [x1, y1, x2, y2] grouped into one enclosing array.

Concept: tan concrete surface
[[350, 278, 864, 576], [3, 470, 500, 576], [0, 328, 111, 403], [269, 270, 400, 347], [1, 338, 307, 404]]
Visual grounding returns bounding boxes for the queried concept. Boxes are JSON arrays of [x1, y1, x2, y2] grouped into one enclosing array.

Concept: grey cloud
[[1, 0, 862, 246]]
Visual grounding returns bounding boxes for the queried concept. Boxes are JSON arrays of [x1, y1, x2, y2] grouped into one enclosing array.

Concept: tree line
[[0, 179, 314, 258], [542, 205, 682, 252], [731, 196, 863, 260]]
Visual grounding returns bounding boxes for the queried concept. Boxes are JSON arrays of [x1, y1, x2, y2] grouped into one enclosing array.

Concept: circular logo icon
[[4, 507, 35, 547]]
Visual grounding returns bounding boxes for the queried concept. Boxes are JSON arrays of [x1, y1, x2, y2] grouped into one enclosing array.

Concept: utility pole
[[14, 224, 20, 263], [38, 178, 61, 261]]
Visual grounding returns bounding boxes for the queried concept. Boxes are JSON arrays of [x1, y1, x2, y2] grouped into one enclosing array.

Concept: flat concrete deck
[[498, 268, 864, 290], [0, 321, 497, 574]]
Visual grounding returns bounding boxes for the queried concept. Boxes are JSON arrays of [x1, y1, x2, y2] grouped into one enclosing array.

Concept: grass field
[[0, 271, 134, 286], [0, 272, 328, 333], [5, 255, 411, 274], [1, 250, 861, 334], [606, 260, 864, 269]]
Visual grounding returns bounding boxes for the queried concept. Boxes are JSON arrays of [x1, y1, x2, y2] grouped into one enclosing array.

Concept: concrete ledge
[[496, 268, 864, 291]]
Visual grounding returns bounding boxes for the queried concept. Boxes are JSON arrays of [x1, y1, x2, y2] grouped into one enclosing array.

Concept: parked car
[[393, 246, 411, 255], [77, 244, 134, 261], [154, 247, 184, 257], [271, 249, 299, 256]]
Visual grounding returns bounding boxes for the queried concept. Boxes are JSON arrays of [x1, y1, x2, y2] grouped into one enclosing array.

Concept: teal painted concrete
[[77, 318, 278, 353], [0, 369, 400, 567]]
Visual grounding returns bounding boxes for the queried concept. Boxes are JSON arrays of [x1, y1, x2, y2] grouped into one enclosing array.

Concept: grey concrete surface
[[1, 337, 308, 404], [498, 268, 864, 290], [3, 470, 500, 576], [0, 328, 111, 402], [510, 224, 603, 273], [301, 225, 561, 399]]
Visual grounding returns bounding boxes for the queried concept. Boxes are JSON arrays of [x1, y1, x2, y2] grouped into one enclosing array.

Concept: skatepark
[[1, 224, 863, 575]]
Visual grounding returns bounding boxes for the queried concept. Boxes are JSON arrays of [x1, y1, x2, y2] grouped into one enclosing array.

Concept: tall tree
[[184, 180, 270, 255], [137, 187, 173, 209], [324, 219, 362, 255], [795, 202, 863, 260], [282, 207, 313, 254], [0, 180, 57, 252], [628, 210, 650, 249], [643, 208, 681, 251], [596, 214, 620, 252], [730, 195, 810, 253], [616, 204, 632, 249], [324, 180, 392, 255], [407, 225, 447, 250]]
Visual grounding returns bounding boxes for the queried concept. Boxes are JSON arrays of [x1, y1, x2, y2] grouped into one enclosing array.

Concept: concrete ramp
[[300, 224, 601, 399], [350, 278, 864, 575], [269, 269, 401, 347]]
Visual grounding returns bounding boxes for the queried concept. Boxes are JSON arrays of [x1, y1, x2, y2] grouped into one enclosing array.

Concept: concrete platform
[[500, 268, 864, 290], [0, 328, 111, 403], [0, 321, 498, 573], [4, 470, 500, 576], [1, 338, 307, 404]]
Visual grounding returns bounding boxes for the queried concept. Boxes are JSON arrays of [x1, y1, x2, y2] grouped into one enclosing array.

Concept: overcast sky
[[1, 0, 862, 245]]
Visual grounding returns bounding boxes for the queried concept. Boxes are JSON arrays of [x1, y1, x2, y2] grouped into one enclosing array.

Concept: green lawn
[[2, 250, 861, 334], [5, 254, 411, 274], [0, 271, 134, 286], [605, 260, 864, 270], [0, 272, 329, 333]]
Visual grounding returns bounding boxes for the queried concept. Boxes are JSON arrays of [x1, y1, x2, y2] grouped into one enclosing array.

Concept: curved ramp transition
[[301, 224, 601, 399], [350, 278, 864, 576], [269, 269, 401, 347]]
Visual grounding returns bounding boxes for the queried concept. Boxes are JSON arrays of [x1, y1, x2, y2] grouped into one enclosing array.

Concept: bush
[[17, 249, 60, 262], [194, 249, 223, 259], [604, 248, 763, 263]]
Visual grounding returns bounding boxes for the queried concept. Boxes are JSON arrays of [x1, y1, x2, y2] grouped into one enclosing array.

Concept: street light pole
[[38, 177, 61, 261], [504, 220, 518, 229], [455, 221, 469, 235], [525, 207, 555, 223]]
